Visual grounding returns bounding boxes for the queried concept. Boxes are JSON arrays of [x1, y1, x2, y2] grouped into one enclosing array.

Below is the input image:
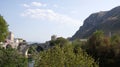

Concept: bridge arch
[[23, 45, 44, 57], [19, 43, 46, 57], [25, 48, 29, 57]]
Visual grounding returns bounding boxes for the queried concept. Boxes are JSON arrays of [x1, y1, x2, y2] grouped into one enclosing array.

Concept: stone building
[[2, 31, 21, 49], [51, 35, 57, 41]]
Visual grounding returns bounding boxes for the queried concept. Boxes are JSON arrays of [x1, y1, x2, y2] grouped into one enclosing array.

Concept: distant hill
[[71, 6, 120, 40]]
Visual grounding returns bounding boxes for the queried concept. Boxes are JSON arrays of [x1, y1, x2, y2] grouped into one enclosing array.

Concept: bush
[[86, 31, 120, 67], [35, 44, 98, 67], [0, 48, 27, 67]]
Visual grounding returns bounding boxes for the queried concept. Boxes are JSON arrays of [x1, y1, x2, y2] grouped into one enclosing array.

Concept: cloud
[[53, 4, 65, 9], [22, 2, 47, 8], [21, 2, 80, 26], [23, 4, 30, 8], [21, 8, 80, 25], [31, 2, 47, 7], [53, 4, 58, 8]]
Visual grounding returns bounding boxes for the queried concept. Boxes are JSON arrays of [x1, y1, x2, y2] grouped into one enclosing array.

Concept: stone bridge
[[19, 42, 50, 57]]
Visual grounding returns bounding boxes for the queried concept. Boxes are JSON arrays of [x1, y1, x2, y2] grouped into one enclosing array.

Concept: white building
[[2, 32, 19, 49]]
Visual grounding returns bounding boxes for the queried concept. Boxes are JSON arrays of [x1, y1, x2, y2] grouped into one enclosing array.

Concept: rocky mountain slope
[[71, 6, 120, 40]]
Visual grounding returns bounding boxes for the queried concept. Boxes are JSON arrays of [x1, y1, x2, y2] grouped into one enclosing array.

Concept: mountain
[[71, 6, 120, 40]]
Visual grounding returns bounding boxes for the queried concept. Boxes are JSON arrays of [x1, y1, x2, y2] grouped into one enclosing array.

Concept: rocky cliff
[[71, 6, 120, 40]]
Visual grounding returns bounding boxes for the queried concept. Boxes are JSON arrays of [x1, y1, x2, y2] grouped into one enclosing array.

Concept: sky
[[0, 0, 120, 42]]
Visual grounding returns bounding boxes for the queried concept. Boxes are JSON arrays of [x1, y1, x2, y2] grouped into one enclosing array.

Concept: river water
[[28, 60, 35, 67]]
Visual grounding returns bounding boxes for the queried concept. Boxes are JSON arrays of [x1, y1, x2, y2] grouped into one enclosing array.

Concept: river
[[28, 59, 35, 67]]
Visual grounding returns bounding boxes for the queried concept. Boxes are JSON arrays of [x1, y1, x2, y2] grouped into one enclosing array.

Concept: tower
[[7, 32, 14, 42], [51, 35, 57, 41]]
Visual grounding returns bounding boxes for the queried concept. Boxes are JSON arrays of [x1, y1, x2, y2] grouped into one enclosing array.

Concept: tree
[[72, 39, 87, 50], [86, 31, 120, 67], [35, 44, 98, 67], [111, 34, 120, 46], [28, 45, 38, 61], [88, 30, 104, 47], [49, 37, 70, 47], [0, 15, 8, 42], [0, 48, 27, 67], [28, 45, 37, 54], [87, 31, 105, 58]]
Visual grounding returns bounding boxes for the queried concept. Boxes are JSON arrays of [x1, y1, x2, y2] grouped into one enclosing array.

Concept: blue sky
[[0, 0, 120, 42]]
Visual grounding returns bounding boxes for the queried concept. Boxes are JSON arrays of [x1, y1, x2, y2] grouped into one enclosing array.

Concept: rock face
[[71, 6, 120, 40]]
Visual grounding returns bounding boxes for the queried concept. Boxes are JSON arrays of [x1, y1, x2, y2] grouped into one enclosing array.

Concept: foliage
[[0, 15, 8, 42], [35, 44, 98, 67], [88, 30, 105, 47], [49, 37, 70, 47], [86, 31, 120, 67], [28, 45, 37, 54], [87, 30, 105, 56], [28, 45, 38, 60], [72, 39, 87, 49], [0, 48, 27, 67], [110, 34, 120, 45]]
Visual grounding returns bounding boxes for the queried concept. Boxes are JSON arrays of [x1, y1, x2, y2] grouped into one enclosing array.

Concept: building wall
[[7, 32, 14, 42]]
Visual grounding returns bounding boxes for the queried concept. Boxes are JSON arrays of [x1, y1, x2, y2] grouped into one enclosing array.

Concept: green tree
[[35, 44, 98, 67], [86, 31, 120, 67], [88, 30, 104, 47], [0, 48, 27, 67], [0, 15, 9, 42], [50, 37, 70, 47], [72, 39, 87, 50], [28, 45, 38, 61], [87, 31, 105, 58], [111, 34, 120, 46], [28, 45, 37, 54]]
